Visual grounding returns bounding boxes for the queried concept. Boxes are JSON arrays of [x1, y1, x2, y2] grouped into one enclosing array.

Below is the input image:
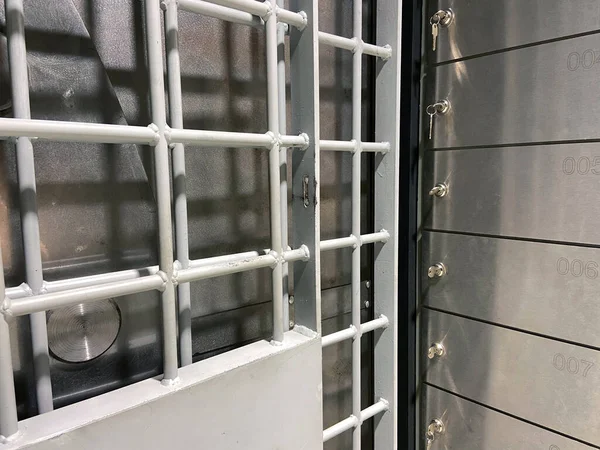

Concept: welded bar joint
[[322, 400, 390, 442], [321, 315, 388, 348], [174, 246, 309, 285], [3, 275, 166, 317]]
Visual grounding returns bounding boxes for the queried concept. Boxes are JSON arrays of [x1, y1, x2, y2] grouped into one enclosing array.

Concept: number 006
[[556, 258, 598, 279]]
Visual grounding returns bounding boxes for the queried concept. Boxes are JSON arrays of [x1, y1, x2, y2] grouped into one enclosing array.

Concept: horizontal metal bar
[[319, 139, 390, 153], [6, 266, 161, 300], [276, 7, 306, 29], [201, 0, 270, 18], [177, 0, 262, 27], [361, 141, 390, 153], [319, 139, 389, 153], [280, 132, 309, 149], [0, 117, 159, 145], [176, 245, 309, 284], [320, 235, 358, 251], [318, 32, 356, 51], [283, 245, 310, 262], [317, 32, 392, 60], [322, 400, 390, 443], [360, 230, 390, 245], [322, 325, 356, 348], [362, 42, 392, 59], [321, 316, 388, 348], [5, 246, 309, 301], [323, 415, 359, 442], [320, 139, 356, 152], [176, 253, 277, 284], [167, 128, 274, 148], [359, 399, 389, 422], [360, 314, 389, 334], [167, 128, 308, 149], [4, 275, 165, 317], [321, 231, 389, 252]]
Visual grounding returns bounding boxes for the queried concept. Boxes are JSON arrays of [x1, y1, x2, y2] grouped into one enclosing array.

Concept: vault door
[[420, 1, 600, 449]]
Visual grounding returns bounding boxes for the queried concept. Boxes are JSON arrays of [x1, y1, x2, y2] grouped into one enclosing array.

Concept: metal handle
[[429, 183, 448, 198], [428, 343, 445, 359]]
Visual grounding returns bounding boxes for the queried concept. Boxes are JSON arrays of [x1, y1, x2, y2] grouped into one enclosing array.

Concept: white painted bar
[[177, 0, 262, 26], [7, 275, 166, 317], [0, 117, 159, 144], [323, 415, 359, 442]]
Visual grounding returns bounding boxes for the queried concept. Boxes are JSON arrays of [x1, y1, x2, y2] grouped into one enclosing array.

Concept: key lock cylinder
[[424, 12, 451, 450], [430, 9, 454, 52], [426, 418, 445, 449]]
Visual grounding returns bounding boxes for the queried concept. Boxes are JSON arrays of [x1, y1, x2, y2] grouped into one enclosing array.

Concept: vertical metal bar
[[163, 0, 192, 367], [289, 0, 320, 333], [352, 0, 363, 448], [5, 0, 54, 413], [266, 0, 284, 344], [374, 0, 402, 448], [0, 247, 19, 439], [277, 1, 289, 332], [144, 0, 179, 381]]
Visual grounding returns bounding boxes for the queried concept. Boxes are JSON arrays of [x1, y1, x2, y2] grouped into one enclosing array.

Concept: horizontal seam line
[[428, 29, 600, 67], [423, 383, 600, 449], [422, 228, 600, 250]]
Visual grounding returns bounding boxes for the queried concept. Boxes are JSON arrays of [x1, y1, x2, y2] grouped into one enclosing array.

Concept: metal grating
[[0, 0, 401, 448]]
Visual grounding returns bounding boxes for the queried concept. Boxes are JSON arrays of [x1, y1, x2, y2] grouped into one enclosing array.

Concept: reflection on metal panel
[[423, 385, 594, 450], [428, 34, 600, 148], [423, 145, 600, 244], [422, 232, 600, 348], [424, 310, 600, 446], [427, 0, 600, 64]]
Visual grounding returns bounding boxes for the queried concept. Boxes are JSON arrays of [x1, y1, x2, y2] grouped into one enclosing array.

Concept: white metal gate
[[0, 0, 401, 448]]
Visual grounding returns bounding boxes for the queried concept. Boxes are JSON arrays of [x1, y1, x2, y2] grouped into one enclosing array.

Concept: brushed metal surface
[[423, 385, 595, 450], [427, 0, 600, 64], [427, 33, 600, 148], [47, 300, 121, 363], [423, 145, 600, 244], [424, 310, 600, 445], [422, 232, 600, 348]]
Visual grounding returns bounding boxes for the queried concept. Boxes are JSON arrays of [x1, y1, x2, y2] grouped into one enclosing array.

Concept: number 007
[[553, 353, 594, 377]]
